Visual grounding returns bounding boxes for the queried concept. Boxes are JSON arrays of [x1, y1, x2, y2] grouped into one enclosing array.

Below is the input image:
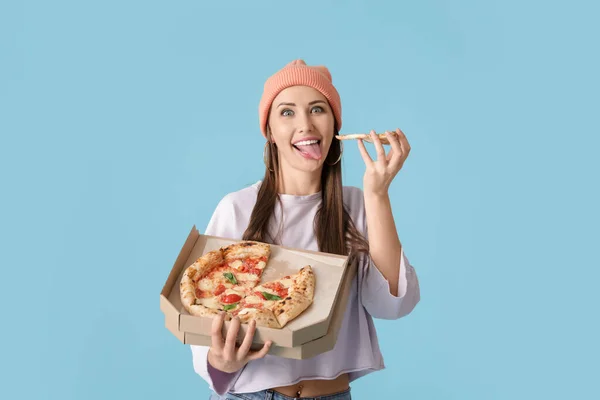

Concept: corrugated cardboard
[[160, 225, 357, 359]]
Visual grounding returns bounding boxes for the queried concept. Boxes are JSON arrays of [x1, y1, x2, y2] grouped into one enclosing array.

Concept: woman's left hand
[[358, 128, 411, 197]]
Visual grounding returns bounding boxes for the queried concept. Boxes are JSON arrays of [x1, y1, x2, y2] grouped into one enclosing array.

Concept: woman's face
[[267, 85, 336, 174]]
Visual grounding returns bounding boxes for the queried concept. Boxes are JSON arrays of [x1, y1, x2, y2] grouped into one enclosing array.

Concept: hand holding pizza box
[[205, 311, 272, 373]]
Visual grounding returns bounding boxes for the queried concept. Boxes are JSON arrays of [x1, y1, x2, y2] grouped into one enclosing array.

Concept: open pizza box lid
[[160, 225, 358, 360]]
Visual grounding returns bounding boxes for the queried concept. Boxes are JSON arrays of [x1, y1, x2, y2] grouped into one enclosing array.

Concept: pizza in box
[[180, 241, 315, 329]]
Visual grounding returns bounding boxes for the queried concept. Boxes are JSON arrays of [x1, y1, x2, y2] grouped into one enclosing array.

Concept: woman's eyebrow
[[276, 100, 327, 108]]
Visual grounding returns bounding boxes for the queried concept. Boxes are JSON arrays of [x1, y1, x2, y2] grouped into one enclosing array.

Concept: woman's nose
[[296, 112, 314, 133]]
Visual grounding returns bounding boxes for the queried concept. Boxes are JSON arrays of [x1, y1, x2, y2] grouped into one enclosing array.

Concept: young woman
[[191, 60, 420, 400]]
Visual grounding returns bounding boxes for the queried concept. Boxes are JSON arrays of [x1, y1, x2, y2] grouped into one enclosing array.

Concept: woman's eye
[[311, 106, 324, 113], [281, 109, 294, 116]]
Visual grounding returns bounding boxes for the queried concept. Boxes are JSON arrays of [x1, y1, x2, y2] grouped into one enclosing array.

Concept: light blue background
[[1, 1, 598, 399]]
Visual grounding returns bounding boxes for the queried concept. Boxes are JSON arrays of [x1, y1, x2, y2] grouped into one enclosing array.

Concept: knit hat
[[258, 59, 342, 138]]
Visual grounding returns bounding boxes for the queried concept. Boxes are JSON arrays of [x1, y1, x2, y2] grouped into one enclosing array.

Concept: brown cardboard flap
[[159, 294, 177, 316], [165, 312, 185, 342], [161, 225, 200, 297]]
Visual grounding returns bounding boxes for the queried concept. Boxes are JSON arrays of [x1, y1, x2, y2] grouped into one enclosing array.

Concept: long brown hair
[[242, 122, 370, 258]]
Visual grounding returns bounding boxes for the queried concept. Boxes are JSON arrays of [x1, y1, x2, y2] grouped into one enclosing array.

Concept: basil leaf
[[223, 303, 238, 311], [223, 272, 238, 285], [262, 292, 282, 301]]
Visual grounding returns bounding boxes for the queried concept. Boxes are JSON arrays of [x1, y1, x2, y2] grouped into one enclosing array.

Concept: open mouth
[[292, 139, 322, 160]]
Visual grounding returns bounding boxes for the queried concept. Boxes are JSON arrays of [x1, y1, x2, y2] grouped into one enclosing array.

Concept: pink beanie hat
[[258, 59, 342, 138]]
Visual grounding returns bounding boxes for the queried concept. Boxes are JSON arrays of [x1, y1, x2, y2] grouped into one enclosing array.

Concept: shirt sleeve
[[358, 248, 420, 319], [347, 186, 421, 320], [190, 345, 245, 396], [189, 195, 246, 395]]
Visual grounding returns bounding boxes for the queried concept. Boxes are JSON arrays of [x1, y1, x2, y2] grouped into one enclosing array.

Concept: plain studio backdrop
[[1, 1, 598, 399]]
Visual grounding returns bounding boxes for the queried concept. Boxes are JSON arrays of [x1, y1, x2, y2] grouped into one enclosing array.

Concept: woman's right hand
[[207, 311, 272, 373]]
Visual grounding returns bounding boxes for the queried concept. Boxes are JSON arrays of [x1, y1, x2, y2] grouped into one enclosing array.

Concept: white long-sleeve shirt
[[190, 181, 420, 396]]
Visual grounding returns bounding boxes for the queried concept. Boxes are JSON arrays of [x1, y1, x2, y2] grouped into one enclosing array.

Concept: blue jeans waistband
[[211, 386, 352, 400]]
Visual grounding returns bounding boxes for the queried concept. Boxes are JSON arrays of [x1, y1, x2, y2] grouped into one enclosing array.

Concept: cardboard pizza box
[[159, 225, 358, 360]]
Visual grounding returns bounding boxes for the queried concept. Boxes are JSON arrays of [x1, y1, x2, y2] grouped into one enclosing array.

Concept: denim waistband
[[212, 386, 352, 400]]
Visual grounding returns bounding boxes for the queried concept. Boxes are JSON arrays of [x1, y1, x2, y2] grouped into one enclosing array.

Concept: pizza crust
[[236, 307, 281, 329], [272, 265, 315, 328], [237, 265, 315, 328], [186, 304, 229, 319], [180, 250, 221, 312], [221, 241, 271, 262]]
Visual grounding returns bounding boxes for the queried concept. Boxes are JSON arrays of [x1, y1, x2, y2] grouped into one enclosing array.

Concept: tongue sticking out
[[295, 143, 322, 160]]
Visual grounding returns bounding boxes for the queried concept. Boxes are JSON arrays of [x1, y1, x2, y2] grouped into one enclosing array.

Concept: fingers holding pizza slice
[[180, 241, 315, 328]]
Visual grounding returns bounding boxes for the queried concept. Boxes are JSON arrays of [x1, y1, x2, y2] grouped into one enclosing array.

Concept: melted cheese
[[255, 279, 292, 295], [196, 296, 221, 309], [229, 260, 243, 270], [280, 278, 294, 288], [197, 278, 216, 291], [237, 308, 257, 316], [246, 291, 277, 308], [223, 288, 245, 297], [244, 295, 260, 303], [263, 300, 276, 308], [235, 272, 260, 282], [195, 287, 245, 309]]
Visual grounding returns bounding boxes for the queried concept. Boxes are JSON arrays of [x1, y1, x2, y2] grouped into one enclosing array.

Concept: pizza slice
[[230, 265, 315, 328], [180, 248, 254, 318], [180, 249, 227, 318], [221, 241, 271, 288], [181, 241, 272, 317], [193, 268, 248, 313], [335, 132, 392, 145]]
